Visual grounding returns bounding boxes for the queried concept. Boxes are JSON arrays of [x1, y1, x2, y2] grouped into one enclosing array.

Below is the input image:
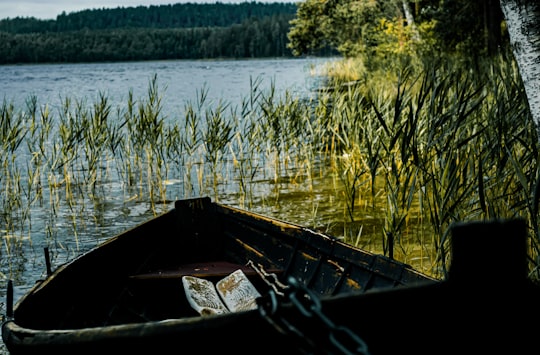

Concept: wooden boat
[[4, 197, 539, 354], [2, 196, 436, 354]]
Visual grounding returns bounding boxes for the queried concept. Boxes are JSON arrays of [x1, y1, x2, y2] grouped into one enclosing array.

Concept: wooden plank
[[130, 261, 257, 280]]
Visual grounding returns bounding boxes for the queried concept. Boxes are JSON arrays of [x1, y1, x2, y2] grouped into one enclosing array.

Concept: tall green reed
[[308, 51, 537, 277], [2, 51, 537, 280]]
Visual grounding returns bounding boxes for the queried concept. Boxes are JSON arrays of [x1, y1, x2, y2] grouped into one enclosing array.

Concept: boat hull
[[1, 197, 452, 354]]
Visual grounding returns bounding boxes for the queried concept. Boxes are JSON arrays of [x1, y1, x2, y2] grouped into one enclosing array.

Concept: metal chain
[[247, 260, 289, 296], [249, 262, 371, 355]]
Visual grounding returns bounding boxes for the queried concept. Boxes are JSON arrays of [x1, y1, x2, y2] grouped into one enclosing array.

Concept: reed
[[0, 99, 27, 239], [315, 49, 538, 276], [202, 100, 233, 193], [1, 48, 538, 280]]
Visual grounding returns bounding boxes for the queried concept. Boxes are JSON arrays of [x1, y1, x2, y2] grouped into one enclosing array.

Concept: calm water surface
[[0, 57, 335, 353], [1, 58, 328, 118]]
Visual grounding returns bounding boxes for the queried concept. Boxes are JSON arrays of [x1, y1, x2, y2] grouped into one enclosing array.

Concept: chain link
[[249, 262, 371, 355]]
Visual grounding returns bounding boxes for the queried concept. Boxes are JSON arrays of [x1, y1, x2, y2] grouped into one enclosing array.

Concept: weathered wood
[[129, 261, 261, 280], [1, 197, 437, 355]]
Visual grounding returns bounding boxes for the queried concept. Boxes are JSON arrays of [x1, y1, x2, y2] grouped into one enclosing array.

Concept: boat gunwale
[[2, 197, 438, 353]]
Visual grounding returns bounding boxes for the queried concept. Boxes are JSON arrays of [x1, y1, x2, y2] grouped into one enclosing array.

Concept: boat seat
[[128, 261, 277, 280]]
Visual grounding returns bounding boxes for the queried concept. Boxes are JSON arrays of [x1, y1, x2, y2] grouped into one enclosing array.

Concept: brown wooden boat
[[4, 197, 537, 354]]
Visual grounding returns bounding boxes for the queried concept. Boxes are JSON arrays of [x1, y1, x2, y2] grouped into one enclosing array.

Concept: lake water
[[0, 57, 335, 353], [1, 58, 330, 119]]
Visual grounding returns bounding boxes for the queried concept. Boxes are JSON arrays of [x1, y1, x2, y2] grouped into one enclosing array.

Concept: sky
[[0, 0, 297, 20]]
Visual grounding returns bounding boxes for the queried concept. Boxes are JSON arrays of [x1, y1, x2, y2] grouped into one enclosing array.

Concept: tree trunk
[[399, 0, 419, 40], [500, 0, 540, 133], [401, 0, 415, 27]]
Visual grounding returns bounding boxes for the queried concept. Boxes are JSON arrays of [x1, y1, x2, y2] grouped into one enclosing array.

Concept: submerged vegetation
[[0, 43, 538, 280]]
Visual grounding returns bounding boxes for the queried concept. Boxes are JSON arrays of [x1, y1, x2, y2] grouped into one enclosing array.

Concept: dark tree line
[[0, 2, 298, 33], [0, 2, 302, 64]]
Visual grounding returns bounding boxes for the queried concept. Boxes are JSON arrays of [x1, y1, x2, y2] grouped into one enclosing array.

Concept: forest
[[0, 2, 305, 63]]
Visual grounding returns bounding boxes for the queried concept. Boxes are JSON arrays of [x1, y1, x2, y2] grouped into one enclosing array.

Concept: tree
[[287, 0, 400, 57], [500, 0, 540, 134], [287, 0, 511, 58], [286, 0, 335, 56]]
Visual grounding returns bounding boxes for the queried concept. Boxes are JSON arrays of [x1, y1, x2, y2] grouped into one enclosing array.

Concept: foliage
[[426, 0, 505, 56], [287, 0, 508, 60], [287, 0, 398, 57], [314, 49, 539, 277]]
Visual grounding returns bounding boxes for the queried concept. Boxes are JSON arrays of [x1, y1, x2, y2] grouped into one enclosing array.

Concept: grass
[[0, 48, 538, 281]]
